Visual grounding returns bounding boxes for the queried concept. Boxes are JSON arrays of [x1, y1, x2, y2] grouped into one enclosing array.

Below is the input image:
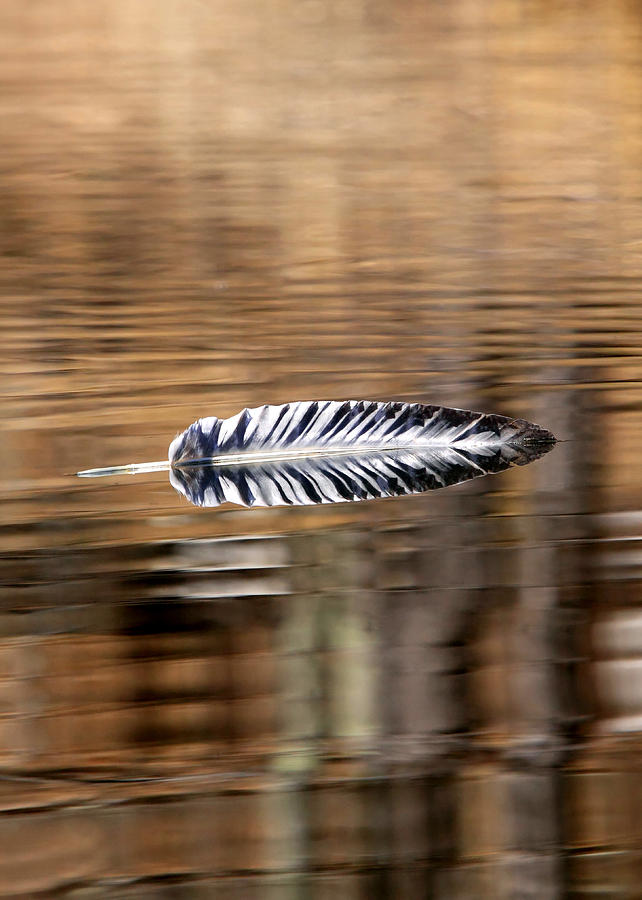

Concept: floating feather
[[77, 399, 555, 507]]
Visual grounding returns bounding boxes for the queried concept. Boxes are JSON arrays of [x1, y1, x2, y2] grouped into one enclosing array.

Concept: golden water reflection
[[1, 0, 642, 896]]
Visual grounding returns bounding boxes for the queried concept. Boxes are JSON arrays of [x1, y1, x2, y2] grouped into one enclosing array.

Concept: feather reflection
[[169, 441, 555, 508]]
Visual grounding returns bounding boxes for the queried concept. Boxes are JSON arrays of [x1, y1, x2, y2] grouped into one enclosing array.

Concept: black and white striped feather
[[168, 399, 553, 467], [77, 399, 555, 508]]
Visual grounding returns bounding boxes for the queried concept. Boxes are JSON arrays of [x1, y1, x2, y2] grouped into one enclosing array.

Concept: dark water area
[[1, 1, 642, 897]]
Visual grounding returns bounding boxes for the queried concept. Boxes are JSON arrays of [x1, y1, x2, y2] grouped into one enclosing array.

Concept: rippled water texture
[[1, 1, 642, 897]]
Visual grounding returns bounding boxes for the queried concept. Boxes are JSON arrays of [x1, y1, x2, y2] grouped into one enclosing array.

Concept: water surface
[[1, 1, 641, 897]]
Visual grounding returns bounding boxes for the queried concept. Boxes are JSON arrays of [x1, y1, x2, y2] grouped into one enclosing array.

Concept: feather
[[77, 399, 556, 499], [169, 441, 554, 508], [167, 399, 554, 467]]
